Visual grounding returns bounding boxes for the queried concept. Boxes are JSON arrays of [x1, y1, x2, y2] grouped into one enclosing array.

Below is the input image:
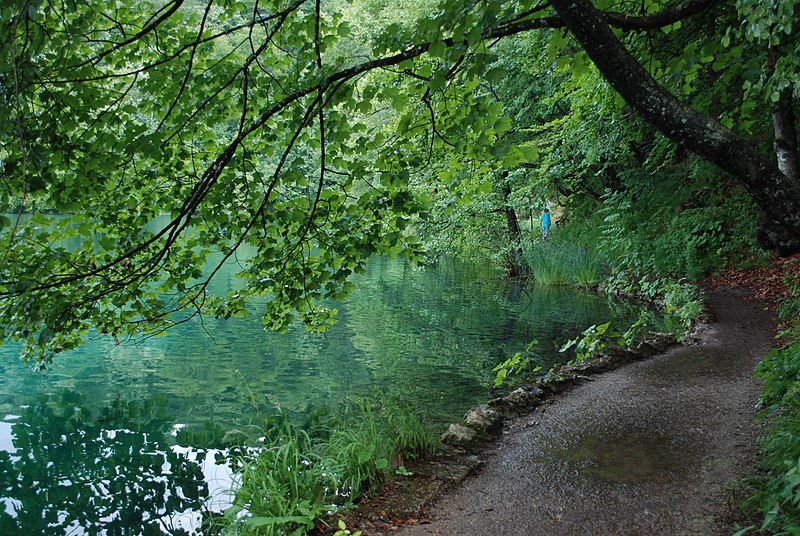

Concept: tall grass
[[210, 400, 438, 535], [218, 422, 335, 536], [525, 240, 603, 289]]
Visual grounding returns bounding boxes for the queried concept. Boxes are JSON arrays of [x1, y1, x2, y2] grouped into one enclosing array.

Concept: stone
[[441, 423, 477, 446], [505, 386, 544, 406], [463, 404, 504, 434]]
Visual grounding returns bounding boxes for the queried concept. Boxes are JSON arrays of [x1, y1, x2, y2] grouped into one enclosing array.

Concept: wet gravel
[[390, 288, 775, 536]]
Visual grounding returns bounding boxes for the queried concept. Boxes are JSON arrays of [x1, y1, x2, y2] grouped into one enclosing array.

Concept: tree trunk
[[501, 183, 525, 277], [550, 0, 800, 255], [772, 89, 800, 186]]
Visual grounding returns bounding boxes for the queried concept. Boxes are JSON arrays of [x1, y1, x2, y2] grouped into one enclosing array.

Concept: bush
[[596, 160, 759, 281], [602, 272, 703, 334], [735, 278, 800, 534]]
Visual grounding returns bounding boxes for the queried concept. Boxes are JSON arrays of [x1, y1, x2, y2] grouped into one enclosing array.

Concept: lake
[[0, 255, 650, 534]]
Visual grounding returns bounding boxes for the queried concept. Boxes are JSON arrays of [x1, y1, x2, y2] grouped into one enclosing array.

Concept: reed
[[526, 240, 603, 289]]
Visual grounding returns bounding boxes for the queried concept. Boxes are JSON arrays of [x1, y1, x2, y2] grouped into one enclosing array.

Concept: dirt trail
[[385, 289, 775, 535]]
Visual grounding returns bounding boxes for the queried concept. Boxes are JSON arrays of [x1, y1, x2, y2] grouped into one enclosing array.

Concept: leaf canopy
[[1, 0, 797, 361]]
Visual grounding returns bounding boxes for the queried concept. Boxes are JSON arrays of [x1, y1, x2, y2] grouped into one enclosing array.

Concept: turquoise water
[[0, 255, 648, 534]]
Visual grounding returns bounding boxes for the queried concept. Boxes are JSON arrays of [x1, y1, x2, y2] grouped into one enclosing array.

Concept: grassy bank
[[206, 401, 438, 535], [523, 234, 703, 335]]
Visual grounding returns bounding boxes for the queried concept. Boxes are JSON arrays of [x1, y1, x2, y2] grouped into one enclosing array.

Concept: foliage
[[619, 311, 649, 348], [559, 311, 649, 366], [778, 271, 800, 323], [214, 400, 437, 535], [0, 0, 795, 362], [560, 322, 612, 365], [493, 339, 542, 387], [735, 275, 800, 535], [333, 519, 363, 536], [220, 425, 330, 536], [495, 311, 649, 386], [596, 160, 759, 281], [414, 185, 509, 265], [736, 340, 800, 534], [603, 271, 703, 333], [733, 0, 800, 108], [756, 343, 800, 415]]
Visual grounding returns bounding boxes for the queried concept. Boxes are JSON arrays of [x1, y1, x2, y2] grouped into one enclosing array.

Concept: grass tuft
[[525, 240, 603, 289], [210, 400, 438, 535]]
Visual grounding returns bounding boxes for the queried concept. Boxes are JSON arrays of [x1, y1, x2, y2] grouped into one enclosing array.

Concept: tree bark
[[549, 0, 800, 255], [767, 46, 800, 187], [772, 89, 800, 186], [501, 183, 525, 277]]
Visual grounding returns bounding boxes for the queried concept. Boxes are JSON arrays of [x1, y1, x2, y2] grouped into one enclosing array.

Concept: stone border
[[440, 326, 707, 451], [337, 304, 713, 532]]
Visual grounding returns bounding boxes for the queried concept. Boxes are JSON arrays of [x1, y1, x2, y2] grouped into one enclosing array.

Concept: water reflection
[[0, 257, 648, 429], [0, 255, 655, 533], [0, 392, 211, 534]]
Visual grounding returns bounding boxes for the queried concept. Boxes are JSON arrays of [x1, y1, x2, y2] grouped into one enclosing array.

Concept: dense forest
[[2, 0, 800, 533]]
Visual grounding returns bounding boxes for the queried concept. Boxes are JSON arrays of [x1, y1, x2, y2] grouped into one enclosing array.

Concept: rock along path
[[387, 288, 775, 535]]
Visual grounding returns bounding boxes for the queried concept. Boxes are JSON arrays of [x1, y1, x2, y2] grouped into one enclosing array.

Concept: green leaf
[[429, 71, 445, 92], [417, 64, 433, 78], [429, 41, 447, 58], [520, 145, 539, 160], [98, 235, 116, 251], [397, 114, 412, 135], [485, 67, 504, 83], [244, 516, 314, 529]]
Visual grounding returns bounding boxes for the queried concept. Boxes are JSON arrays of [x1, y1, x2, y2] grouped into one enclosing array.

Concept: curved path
[[392, 289, 774, 535]]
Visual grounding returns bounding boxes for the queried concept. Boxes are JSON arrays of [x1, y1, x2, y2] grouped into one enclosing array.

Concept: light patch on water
[[0, 421, 237, 535], [172, 445, 237, 512], [0, 421, 16, 453], [2, 497, 21, 517]]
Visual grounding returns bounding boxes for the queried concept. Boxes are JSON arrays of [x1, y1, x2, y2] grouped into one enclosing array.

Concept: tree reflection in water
[[0, 391, 211, 535]]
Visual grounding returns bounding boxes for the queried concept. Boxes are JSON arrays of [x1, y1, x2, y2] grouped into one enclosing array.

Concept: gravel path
[[391, 289, 775, 535]]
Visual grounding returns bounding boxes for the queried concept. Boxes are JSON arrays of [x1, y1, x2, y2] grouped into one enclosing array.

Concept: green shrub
[[735, 341, 800, 535], [602, 273, 702, 334], [735, 276, 800, 535], [493, 339, 543, 387], [596, 160, 758, 280]]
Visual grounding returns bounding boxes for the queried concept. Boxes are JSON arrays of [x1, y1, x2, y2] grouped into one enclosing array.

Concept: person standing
[[540, 207, 551, 241]]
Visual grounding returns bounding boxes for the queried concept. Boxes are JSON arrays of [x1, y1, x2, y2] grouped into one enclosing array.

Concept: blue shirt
[[541, 212, 551, 229]]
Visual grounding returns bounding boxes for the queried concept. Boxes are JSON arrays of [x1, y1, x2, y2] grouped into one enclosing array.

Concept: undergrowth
[[733, 274, 800, 535], [207, 400, 438, 535], [604, 271, 703, 334]]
